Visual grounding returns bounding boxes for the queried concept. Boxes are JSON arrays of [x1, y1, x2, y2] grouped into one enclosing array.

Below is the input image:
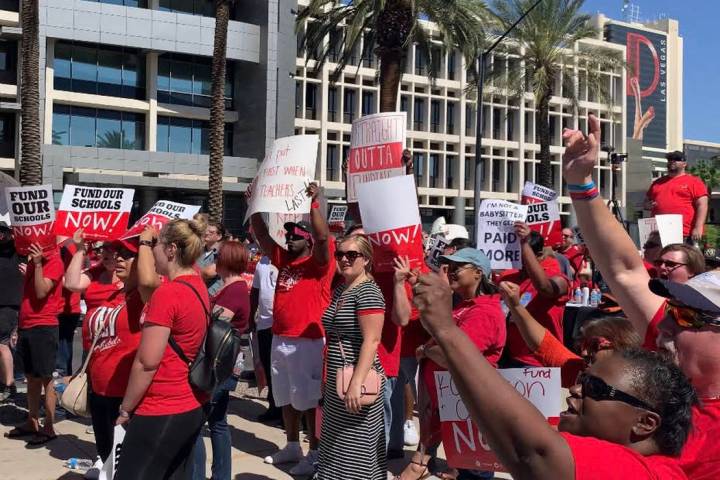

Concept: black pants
[[56, 314, 80, 376], [116, 407, 206, 480], [257, 328, 277, 412], [89, 392, 122, 461]]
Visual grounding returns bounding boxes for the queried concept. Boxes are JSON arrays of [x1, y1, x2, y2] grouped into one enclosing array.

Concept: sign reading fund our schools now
[[521, 182, 561, 247], [435, 368, 561, 472], [122, 200, 200, 239], [477, 200, 527, 270], [55, 185, 135, 241], [347, 112, 406, 203], [4, 185, 55, 255]]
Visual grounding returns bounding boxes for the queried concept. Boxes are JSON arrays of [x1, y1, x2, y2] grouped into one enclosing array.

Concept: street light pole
[[473, 0, 544, 241]]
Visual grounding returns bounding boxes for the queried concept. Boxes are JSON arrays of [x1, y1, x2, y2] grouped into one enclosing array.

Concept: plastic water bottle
[[66, 458, 94, 470], [52, 372, 66, 398], [573, 287, 582, 305], [590, 288, 601, 307]]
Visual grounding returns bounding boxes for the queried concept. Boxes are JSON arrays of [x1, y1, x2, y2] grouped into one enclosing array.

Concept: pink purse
[[333, 325, 382, 406]]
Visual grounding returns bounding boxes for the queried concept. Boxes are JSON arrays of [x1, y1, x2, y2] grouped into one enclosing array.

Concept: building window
[[361, 91, 375, 116], [159, 0, 214, 16], [327, 144, 339, 181], [343, 89, 356, 124], [465, 104, 475, 137], [429, 153, 439, 188], [0, 0, 18, 11], [492, 107, 502, 139], [328, 87, 338, 122], [414, 52, 426, 76], [329, 30, 342, 63], [0, 40, 17, 84], [413, 99, 425, 131], [52, 104, 145, 150], [0, 112, 14, 157], [446, 103, 455, 134], [430, 100, 440, 133], [295, 82, 302, 118], [413, 152, 424, 183], [157, 54, 234, 110], [447, 52, 456, 80], [305, 83, 317, 120], [54, 42, 145, 99], [157, 116, 232, 156]]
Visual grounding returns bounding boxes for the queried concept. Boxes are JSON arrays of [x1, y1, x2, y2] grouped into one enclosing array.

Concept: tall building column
[[146, 52, 158, 151], [452, 195, 465, 226]]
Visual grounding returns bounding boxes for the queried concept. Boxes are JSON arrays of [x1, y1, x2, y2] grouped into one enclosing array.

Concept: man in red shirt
[[644, 150, 709, 243], [56, 237, 82, 377], [5, 243, 64, 445], [250, 183, 333, 476]]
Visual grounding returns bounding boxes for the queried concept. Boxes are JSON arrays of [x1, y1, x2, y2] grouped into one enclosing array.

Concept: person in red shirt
[[115, 220, 207, 480], [250, 183, 333, 476], [56, 237, 83, 377], [5, 243, 64, 445], [413, 271, 695, 480], [644, 150, 709, 243], [498, 224, 570, 368]]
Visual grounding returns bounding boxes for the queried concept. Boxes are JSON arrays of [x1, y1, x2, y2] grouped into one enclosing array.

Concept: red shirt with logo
[[648, 174, 708, 236], [135, 275, 209, 416], [499, 256, 570, 366], [87, 289, 143, 397], [271, 242, 336, 339], [19, 249, 65, 329], [81, 274, 125, 351], [677, 400, 720, 479]]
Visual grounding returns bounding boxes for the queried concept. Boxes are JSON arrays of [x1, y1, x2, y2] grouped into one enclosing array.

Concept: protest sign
[[637, 217, 657, 248], [265, 212, 311, 249], [244, 135, 319, 221], [54, 185, 134, 241], [122, 200, 200, 239], [347, 112, 406, 202], [638, 215, 683, 247], [327, 205, 348, 233], [476, 200, 527, 270], [436, 368, 561, 472], [525, 200, 561, 246], [521, 181, 558, 204], [425, 235, 449, 272], [358, 175, 423, 272], [4, 185, 55, 255]]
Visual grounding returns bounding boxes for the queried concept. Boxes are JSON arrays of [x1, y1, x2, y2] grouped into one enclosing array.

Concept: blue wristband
[[567, 181, 596, 192]]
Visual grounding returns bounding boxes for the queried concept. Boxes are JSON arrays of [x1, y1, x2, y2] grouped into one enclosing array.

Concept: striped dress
[[317, 279, 387, 480]]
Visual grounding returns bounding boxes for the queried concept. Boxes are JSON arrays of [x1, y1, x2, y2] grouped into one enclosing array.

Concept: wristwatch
[[138, 240, 154, 248]]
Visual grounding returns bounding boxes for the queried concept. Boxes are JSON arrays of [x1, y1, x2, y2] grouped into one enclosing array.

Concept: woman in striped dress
[[317, 234, 387, 480]]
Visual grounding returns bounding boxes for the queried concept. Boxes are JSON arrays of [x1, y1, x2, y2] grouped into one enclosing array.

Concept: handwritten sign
[[476, 200, 527, 270], [358, 175, 423, 272], [638, 215, 683, 247], [122, 200, 200, 239], [425, 235, 449, 271], [347, 112, 406, 202], [522, 181, 558, 203], [4, 185, 55, 255], [435, 368, 561, 472], [245, 135, 319, 221], [54, 185, 134, 241]]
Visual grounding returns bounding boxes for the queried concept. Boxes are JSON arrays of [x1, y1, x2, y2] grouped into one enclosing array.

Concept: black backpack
[[168, 280, 242, 394]]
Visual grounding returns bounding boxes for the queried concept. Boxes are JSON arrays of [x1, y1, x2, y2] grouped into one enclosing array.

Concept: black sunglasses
[[578, 373, 658, 414], [285, 233, 307, 242], [334, 250, 364, 262], [653, 259, 687, 270]]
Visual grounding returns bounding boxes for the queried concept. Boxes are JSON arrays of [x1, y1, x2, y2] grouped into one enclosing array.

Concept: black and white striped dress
[[317, 279, 387, 480]]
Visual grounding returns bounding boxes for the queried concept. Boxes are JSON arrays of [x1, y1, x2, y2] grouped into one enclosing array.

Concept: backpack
[[168, 280, 242, 394]]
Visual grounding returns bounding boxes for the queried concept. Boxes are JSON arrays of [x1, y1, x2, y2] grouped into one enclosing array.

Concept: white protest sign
[[328, 205, 348, 224], [522, 181, 558, 203], [54, 185, 135, 241], [637, 217, 657, 247], [4, 184, 55, 255], [656, 214, 684, 246], [476, 200, 527, 270], [122, 200, 200, 239], [245, 135, 319, 221], [347, 112, 406, 202], [425, 235, 449, 271]]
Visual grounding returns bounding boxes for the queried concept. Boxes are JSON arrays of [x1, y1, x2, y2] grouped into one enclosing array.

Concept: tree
[[298, 0, 488, 113], [688, 156, 720, 193], [19, 0, 41, 186], [208, 0, 235, 223], [486, 0, 624, 188]]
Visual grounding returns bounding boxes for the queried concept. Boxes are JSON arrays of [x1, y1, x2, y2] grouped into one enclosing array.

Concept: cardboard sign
[[436, 368, 561, 472], [521, 181, 558, 203], [476, 200, 527, 270], [358, 175, 423, 272], [122, 200, 200, 239], [328, 205, 348, 224], [525, 200, 562, 247], [638, 215, 683, 247], [245, 135, 319, 221], [347, 112, 406, 202], [54, 185, 134, 241], [4, 185, 55, 255], [425, 235, 449, 271], [265, 212, 311, 250]]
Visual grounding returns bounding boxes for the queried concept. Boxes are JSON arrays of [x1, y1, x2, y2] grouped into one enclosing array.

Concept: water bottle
[[581, 283, 590, 306], [66, 458, 94, 470], [590, 288, 601, 307], [53, 372, 66, 398], [573, 287, 582, 304]]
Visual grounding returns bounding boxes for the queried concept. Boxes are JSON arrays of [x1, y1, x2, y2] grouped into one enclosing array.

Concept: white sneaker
[[404, 419, 419, 446], [289, 449, 318, 476], [263, 442, 303, 465]]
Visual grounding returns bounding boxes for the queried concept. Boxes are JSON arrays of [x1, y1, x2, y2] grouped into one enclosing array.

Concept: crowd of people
[[0, 113, 719, 480]]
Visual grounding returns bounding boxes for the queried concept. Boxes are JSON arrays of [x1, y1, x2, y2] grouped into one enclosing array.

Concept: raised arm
[[137, 227, 161, 303], [562, 114, 664, 337], [63, 230, 92, 292], [307, 182, 330, 266], [391, 256, 417, 327], [499, 281, 547, 352], [28, 243, 55, 299], [515, 222, 568, 299], [246, 184, 277, 256]]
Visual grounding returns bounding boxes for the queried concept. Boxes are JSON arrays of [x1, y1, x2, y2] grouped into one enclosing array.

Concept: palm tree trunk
[[376, 0, 412, 113], [208, 0, 231, 223], [379, 50, 402, 112], [537, 86, 553, 188], [19, 0, 41, 186]]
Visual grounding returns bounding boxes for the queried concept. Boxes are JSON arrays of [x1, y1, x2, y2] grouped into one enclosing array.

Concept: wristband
[[569, 187, 599, 201], [138, 240, 155, 248], [311, 201, 320, 209], [567, 181, 596, 192]]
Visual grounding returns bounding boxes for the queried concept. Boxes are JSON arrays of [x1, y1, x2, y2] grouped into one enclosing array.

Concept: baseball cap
[[649, 271, 720, 315], [439, 248, 491, 277], [284, 220, 311, 234], [109, 237, 139, 254]]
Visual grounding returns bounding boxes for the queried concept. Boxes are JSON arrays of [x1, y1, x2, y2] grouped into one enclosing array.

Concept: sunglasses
[[665, 302, 720, 329], [334, 250, 364, 262], [116, 248, 136, 260], [285, 233, 307, 242], [578, 373, 658, 414], [653, 259, 687, 271], [447, 264, 475, 278]]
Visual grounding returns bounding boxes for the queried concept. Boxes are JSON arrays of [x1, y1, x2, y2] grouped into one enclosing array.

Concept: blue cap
[[439, 248, 491, 276]]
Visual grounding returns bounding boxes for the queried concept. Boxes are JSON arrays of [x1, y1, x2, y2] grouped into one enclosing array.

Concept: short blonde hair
[[160, 219, 205, 268]]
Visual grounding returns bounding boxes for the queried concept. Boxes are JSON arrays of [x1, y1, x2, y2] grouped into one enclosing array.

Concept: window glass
[[122, 112, 145, 150], [158, 57, 171, 92], [157, 116, 170, 152], [71, 45, 97, 94], [70, 107, 97, 147], [168, 117, 192, 154], [122, 52, 143, 99], [53, 43, 72, 90], [97, 49, 123, 97], [193, 61, 211, 96], [96, 109, 122, 148], [52, 104, 70, 145], [169, 59, 193, 95]]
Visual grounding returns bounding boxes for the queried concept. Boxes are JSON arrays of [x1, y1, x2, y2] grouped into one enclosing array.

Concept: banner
[[425, 235, 449, 272], [54, 185, 134, 241], [638, 214, 683, 247], [244, 135, 319, 221], [264, 212, 311, 250], [521, 181, 558, 204], [347, 112, 406, 202], [358, 175, 423, 272], [122, 200, 200, 239], [476, 200, 527, 270], [4, 185, 55, 255], [436, 368, 561, 472]]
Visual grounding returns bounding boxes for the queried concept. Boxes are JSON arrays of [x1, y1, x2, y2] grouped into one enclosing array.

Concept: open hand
[[305, 182, 321, 201], [513, 222, 531, 243], [562, 113, 601, 185], [139, 226, 158, 243], [393, 256, 419, 285], [413, 272, 454, 337], [28, 243, 44, 265], [499, 281, 521, 309]]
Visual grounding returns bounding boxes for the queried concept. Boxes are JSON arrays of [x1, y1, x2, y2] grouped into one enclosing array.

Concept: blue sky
[[581, 0, 720, 143]]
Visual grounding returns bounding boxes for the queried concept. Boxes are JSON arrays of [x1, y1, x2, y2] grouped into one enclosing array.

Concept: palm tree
[[486, 0, 624, 188], [298, 0, 488, 113], [689, 156, 720, 193], [208, 0, 235, 223], [19, 0, 41, 186]]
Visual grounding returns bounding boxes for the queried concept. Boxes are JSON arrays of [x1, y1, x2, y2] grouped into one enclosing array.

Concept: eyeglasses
[[116, 248, 136, 260], [447, 264, 474, 278], [334, 250, 364, 262], [653, 259, 687, 271], [665, 302, 720, 329], [578, 373, 658, 414]]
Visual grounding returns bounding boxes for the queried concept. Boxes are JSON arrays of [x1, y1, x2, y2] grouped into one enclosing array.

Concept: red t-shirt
[[212, 280, 250, 333], [561, 245, 585, 276], [642, 302, 667, 351], [87, 289, 143, 397], [677, 400, 720, 478], [135, 275, 209, 416], [19, 250, 65, 329], [81, 276, 125, 351], [561, 432, 687, 479], [271, 242, 336, 339], [59, 240, 82, 315], [375, 273, 403, 377], [648, 174, 708, 236], [499, 256, 570, 366]]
